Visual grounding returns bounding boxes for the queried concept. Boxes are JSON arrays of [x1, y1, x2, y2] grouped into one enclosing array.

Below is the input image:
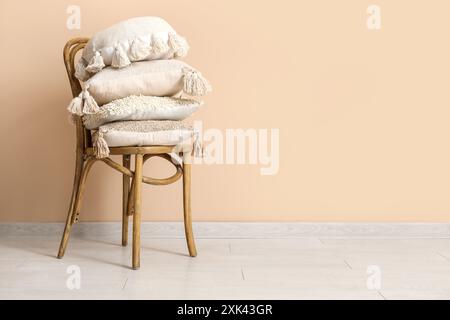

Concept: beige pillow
[[83, 95, 202, 129], [92, 120, 196, 158], [67, 60, 211, 116], [75, 16, 189, 81]]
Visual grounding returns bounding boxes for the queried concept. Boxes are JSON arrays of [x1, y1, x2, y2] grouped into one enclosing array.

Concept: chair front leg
[[58, 156, 96, 259], [122, 155, 131, 246], [57, 152, 84, 259], [132, 154, 143, 270]]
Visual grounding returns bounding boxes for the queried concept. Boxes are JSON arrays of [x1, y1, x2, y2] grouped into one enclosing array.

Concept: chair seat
[[94, 120, 195, 148]]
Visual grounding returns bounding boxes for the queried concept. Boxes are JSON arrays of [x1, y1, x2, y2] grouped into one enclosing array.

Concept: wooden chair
[[57, 37, 197, 270]]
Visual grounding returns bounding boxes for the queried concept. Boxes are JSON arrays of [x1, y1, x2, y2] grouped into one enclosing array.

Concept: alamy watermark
[[186, 121, 280, 176], [66, 265, 81, 290], [66, 5, 81, 30], [366, 265, 382, 290], [367, 5, 381, 30]]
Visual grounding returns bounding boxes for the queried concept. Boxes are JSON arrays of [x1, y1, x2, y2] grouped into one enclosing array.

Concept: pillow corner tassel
[[82, 89, 100, 114], [193, 130, 204, 158], [75, 58, 90, 82], [183, 68, 212, 96], [112, 45, 131, 68], [151, 35, 170, 55], [130, 38, 151, 61], [67, 93, 84, 116], [92, 130, 110, 159], [168, 33, 189, 58], [85, 51, 105, 73]]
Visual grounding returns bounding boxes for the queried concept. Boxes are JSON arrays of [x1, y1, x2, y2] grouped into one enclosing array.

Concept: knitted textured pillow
[[67, 60, 211, 116], [75, 16, 189, 81], [83, 95, 202, 129], [92, 120, 196, 158]]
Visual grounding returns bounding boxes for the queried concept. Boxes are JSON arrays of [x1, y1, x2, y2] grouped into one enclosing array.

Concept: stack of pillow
[[67, 17, 211, 158]]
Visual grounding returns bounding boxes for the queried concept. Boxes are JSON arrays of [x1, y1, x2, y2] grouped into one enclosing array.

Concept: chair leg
[[132, 154, 143, 270], [183, 162, 197, 257], [57, 152, 84, 259], [72, 157, 96, 218], [127, 172, 136, 217], [58, 156, 96, 259], [122, 155, 131, 246]]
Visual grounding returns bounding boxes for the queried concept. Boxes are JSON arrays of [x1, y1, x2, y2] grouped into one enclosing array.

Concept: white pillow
[[92, 120, 196, 158], [75, 17, 189, 81], [67, 60, 211, 115], [83, 95, 202, 129]]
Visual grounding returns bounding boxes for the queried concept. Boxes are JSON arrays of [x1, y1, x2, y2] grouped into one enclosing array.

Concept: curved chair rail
[[85, 154, 183, 186]]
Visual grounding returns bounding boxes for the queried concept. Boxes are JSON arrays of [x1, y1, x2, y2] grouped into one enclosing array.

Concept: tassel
[[85, 51, 105, 73], [151, 35, 169, 55], [193, 131, 203, 158], [67, 93, 84, 116], [82, 89, 100, 114], [92, 130, 110, 158], [183, 68, 212, 96], [112, 45, 131, 68], [130, 37, 151, 61], [168, 33, 189, 58], [169, 152, 183, 166], [67, 87, 100, 116], [74, 59, 90, 82]]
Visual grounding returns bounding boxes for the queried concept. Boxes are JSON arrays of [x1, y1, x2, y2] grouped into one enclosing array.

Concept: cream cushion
[[83, 95, 202, 129], [67, 60, 211, 116], [92, 120, 195, 158], [86, 59, 211, 106], [98, 120, 193, 147], [76, 17, 189, 81]]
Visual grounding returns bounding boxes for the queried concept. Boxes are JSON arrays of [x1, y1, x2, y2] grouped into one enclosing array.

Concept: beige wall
[[1, 0, 450, 222]]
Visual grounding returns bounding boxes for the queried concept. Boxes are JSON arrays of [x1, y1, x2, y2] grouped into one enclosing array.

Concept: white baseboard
[[1, 222, 450, 239]]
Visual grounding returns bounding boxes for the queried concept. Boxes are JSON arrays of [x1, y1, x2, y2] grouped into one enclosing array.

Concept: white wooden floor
[[1, 234, 450, 300]]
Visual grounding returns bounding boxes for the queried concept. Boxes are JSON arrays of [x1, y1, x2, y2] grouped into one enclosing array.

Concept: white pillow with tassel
[[91, 120, 197, 159], [83, 95, 202, 129], [68, 59, 211, 116], [75, 16, 189, 81]]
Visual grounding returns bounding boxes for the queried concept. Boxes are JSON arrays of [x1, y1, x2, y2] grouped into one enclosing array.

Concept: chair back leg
[[183, 162, 197, 257], [122, 155, 131, 246]]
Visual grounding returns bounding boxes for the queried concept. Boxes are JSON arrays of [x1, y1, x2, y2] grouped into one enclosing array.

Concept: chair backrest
[[63, 37, 89, 97], [63, 37, 91, 149]]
